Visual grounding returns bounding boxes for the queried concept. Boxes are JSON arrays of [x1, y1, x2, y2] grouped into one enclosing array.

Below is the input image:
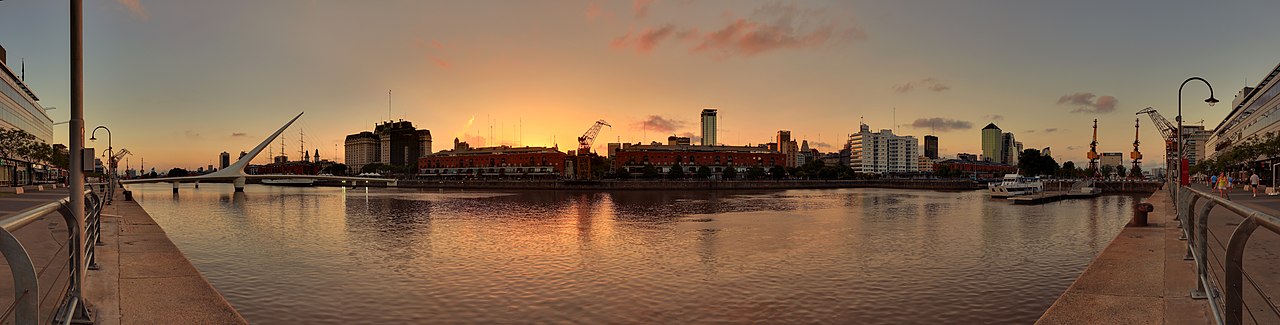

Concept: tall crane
[[1087, 119, 1100, 177], [1136, 107, 1178, 179], [1131, 118, 1142, 178], [574, 120, 611, 180], [578, 120, 611, 154]]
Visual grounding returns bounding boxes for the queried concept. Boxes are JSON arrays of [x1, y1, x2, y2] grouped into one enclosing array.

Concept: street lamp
[[90, 125, 112, 204], [1176, 77, 1218, 190]]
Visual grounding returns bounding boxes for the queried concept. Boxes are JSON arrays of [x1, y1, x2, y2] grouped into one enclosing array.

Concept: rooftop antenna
[[388, 90, 392, 122], [20, 58, 24, 81]]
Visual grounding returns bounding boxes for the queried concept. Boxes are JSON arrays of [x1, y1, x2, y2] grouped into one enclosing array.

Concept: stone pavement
[[86, 188, 246, 324], [1036, 191, 1211, 325], [1184, 184, 1280, 324]]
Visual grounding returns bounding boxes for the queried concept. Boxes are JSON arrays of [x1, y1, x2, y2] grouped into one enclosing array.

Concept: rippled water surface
[[130, 184, 1139, 324]]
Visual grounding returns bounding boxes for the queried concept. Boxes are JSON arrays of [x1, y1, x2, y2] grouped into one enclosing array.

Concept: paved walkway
[[1036, 191, 1211, 324], [1184, 184, 1280, 324], [0, 187, 244, 324], [86, 188, 246, 324]]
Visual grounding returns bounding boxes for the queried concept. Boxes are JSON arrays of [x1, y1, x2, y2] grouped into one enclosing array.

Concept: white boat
[[989, 174, 1044, 197], [261, 178, 316, 186]]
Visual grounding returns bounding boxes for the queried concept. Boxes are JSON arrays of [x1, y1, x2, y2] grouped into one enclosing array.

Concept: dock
[[1009, 190, 1102, 204]]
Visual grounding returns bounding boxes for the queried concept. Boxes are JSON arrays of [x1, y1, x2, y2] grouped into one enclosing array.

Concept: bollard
[[1130, 202, 1154, 227], [122, 190, 133, 201]]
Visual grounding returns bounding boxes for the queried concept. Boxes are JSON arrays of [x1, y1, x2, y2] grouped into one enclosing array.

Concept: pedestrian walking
[[1251, 172, 1262, 197]]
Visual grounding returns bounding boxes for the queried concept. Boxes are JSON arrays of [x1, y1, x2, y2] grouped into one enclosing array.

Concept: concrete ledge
[[0, 187, 22, 194], [1036, 192, 1209, 325], [21, 185, 43, 192]]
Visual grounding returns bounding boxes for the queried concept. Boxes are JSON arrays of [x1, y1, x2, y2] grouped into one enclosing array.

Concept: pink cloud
[[633, 0, 656, 18], [1057, 92, 1119, 113], [608, 3, 865, 59], [585, 2, 614, 21], [115, 0, 149, 21], [611, 25, 678, 53]]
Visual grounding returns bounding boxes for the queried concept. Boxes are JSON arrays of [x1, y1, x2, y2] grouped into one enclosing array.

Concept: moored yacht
[[989, 174, 1044, 197]]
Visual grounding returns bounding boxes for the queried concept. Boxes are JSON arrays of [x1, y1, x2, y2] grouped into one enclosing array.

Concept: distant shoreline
[[323, 179, 986, 191]]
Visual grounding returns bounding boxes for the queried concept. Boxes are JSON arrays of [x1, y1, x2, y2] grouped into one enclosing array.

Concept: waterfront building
[[701, 108, 717, 146], [777, 130, 797, 167], [667, 136, 691, 146], [606, 143, 623, 158], [0, 44, 57, 186], [1184, 126, 1210, 166], [981, 124, 1002, 163], [924, 135, 939, 159], [219, 152, 231, 169], [418, 143, 567, 178], [918, 156, 935, 173], [847, 123, 918, 174], [611, 143, 786, 177], [1205, 61, 1280, 175], [1100, 152, 1124, 168], [957, 153, 979, 161], [936, 159, 1018, 178], [344, 120, 431, 173], [1001, 132, 1018, 165]]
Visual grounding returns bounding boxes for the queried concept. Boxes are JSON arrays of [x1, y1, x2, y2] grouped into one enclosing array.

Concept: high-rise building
[[344, 131, 379, 173], [1101, 152, 1124, 168], [1001, 132, 1018, 165], [701, 109, 717, 146], [219, 152, 231, 169], [0, 44, 56, 186], [847, 123, 918, 174], [981, 124, 1002, 163], [923, 135, 939, 159], [345, 120, 433, 174], [777, 130, 798, 167]]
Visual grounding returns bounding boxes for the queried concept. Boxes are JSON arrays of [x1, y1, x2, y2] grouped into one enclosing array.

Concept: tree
[[747, 166, 766, 179], [641, 164, 660, 179], [1017, 149, 1060, 177], [769, 165, 786, 180], [1115, 165, 1127, 178], [668, 163, 686, 179], [361, 163, 388, 174], [1100, 165, 1115, 177], [722, 166, 738, 180], [613, 167, 630, 179], [321, 163, 348, 176], [167, 168, 190, 177], [696, 166, 712, 179], [1060, 161, 1077, 178], [1130, 165, 1144, 178]]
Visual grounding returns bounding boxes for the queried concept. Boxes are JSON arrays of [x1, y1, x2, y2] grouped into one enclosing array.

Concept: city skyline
[[2, 1, 1279, 170]]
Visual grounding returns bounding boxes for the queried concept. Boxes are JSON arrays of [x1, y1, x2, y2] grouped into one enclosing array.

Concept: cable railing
[[1175, 184, 1280, 325], [0, 186, 103, 324]]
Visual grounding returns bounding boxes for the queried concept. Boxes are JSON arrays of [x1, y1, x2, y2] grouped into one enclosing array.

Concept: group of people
[[1207, 171, 1264, 199]]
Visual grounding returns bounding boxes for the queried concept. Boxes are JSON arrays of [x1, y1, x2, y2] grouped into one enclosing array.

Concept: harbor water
[[130, 184, 1139, 324]]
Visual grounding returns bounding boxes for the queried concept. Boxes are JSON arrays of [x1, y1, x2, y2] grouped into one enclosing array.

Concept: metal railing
[[0, 186, 103, 324], [1175, 184, 1280, 325]]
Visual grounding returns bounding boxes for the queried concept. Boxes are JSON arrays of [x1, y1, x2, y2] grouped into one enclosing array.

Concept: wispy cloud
[[910, 117, 972, 132], [1057, 92, 1119, 114], [632, 115, 686, 133], [633, 0, 656, 18], [413, 38, 453, 69], [983, 114, 1004, 121], [810, 141, 833, 149], [231, 132, 248, 137], [585, 2, 614, 21], [115, 0, 148, 21], [678, 131, 702, 144], [1044, 128, 1060, 133], [1024, 130, 1036, 133], [184, 130, 201, 139], [610, 3, 865, 59], [893, 78, 951, 93]]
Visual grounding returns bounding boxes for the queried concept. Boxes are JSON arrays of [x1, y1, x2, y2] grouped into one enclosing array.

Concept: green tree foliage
[[1130, 165, 1144, 178], [696, 166, 712, 179], [769, 165, 786, 180], [613, 167, 630, 179], [1100, 165, 1115, 177], [1115, 165, 1127, 178], [747, 166, 766, 179], [1016, 149, 1059, 176], [1060, 161, 1078, 178], [641, 164, 660, 179], [0, 128, 53, 164], [722, 166, 738, 179], [321, 164, 348, 176], [167, 168, 190, 177], [668, 163, 686, 179]]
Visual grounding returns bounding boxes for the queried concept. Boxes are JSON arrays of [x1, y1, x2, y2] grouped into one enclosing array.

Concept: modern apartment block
[[847, 123, 919, 174]]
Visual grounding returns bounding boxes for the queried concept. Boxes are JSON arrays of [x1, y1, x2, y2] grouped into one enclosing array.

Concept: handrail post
[[1190, 200, 1216, 299], [55, 199, 93, 323], [1183, 193, 1201, 261], [0, 229, 40, 324], [1224, 216, 1260, 325]]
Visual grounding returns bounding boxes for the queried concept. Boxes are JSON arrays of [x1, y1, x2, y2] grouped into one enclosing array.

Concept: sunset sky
[[3, 0, 1280, 170]]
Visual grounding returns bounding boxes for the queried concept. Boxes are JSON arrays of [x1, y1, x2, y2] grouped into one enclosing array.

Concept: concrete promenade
[[86, 188, 246, 324], [0, 187, 244, 324], [1036, 191, 1211, 324]]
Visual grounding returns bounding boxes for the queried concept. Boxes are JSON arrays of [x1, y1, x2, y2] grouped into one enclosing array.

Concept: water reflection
[[129, 184, 1142, 324]]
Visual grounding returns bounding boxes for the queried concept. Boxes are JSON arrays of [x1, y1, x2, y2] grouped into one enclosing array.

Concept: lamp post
[[1177, 77, 1219, 188], [90, 126, 112, 204]]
